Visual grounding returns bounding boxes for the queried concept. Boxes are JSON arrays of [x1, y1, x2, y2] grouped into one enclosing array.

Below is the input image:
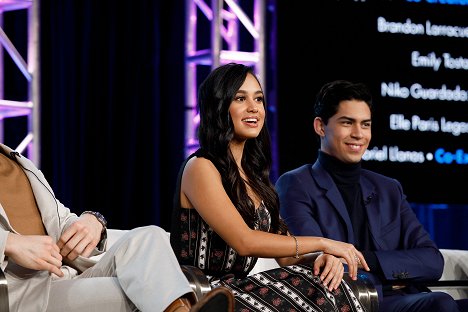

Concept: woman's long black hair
[[197, 63, 287, 234]]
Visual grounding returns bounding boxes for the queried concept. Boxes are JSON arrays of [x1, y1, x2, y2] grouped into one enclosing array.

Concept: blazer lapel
[[311, 162, 355, 243], [360, 176, 382, 248]]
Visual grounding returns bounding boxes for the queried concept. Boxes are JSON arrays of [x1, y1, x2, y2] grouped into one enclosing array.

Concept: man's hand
[[5, 233, 64, 277], [57, 214, 103, 261], [313, 253, 345, 291]]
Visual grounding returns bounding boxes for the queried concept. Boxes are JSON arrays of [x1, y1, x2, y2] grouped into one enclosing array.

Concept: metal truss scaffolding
[[184, 0, 265, 156], [0, 0, 39, 165]]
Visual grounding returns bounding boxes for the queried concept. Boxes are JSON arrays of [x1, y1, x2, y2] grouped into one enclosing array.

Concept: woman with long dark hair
[[171, 63, 369, 311]]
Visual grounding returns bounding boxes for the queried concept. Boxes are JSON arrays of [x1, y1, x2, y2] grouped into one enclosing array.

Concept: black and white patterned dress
[[171, 203, 365, 312]]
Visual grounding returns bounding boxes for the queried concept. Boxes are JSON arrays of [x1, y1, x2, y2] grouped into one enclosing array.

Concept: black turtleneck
[[318, 151, 387, 284], [318, 151, 373, 251]]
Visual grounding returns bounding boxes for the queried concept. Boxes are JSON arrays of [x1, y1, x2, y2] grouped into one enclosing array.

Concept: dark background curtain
[[39, 0, 185, 231], [3, 0, 465, 248]]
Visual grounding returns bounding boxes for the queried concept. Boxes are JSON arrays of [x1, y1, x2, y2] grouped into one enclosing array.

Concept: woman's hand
[[313, 253, 344, 291], [320, 238, 369, 280]]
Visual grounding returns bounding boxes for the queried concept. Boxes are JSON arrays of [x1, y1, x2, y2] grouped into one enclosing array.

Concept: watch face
[[96, 213, 107, 227], [96, 212, 106, 224]]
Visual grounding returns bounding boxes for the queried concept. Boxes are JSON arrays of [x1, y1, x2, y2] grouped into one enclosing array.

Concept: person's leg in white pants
[[47, 226, 193, 312]]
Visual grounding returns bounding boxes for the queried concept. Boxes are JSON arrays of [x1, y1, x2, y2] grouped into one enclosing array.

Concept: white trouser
[[47, 226, 193, 312]]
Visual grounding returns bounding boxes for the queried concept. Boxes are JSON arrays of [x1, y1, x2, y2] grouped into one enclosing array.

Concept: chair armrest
[[0, 267, 9, 312], [343, 273, 379, 312], [439, 249, 468, 281], [180, 265, 212, 302], [429, 249, 468, 299]]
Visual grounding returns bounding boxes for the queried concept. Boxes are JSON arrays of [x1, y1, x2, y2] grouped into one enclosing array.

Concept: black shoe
[[190, 286, 234, 312]]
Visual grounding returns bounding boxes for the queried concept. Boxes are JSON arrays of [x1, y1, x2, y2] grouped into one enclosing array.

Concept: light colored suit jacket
[[0, 143, 105, 312]]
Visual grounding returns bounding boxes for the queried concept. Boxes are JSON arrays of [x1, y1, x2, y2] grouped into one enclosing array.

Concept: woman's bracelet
[[291, 235, 300, 259]]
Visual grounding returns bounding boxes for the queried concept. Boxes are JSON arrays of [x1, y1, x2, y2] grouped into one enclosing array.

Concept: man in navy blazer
[[276, 80, 462, 312]]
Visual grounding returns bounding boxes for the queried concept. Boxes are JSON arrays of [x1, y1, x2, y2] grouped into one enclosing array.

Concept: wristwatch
[[80, 211, 108, 249], [81, 211, 107, 233]]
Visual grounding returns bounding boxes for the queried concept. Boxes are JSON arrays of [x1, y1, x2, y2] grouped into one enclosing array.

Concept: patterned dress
[[171, 205, 366, 312], [170, 152, 365, 311]]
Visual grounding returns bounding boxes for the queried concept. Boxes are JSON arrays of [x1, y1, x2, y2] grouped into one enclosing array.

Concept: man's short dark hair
[[314, 80, 373, 124]]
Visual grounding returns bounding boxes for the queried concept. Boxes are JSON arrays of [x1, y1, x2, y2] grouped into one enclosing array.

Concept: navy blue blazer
[[275, 160, 444, 300]]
